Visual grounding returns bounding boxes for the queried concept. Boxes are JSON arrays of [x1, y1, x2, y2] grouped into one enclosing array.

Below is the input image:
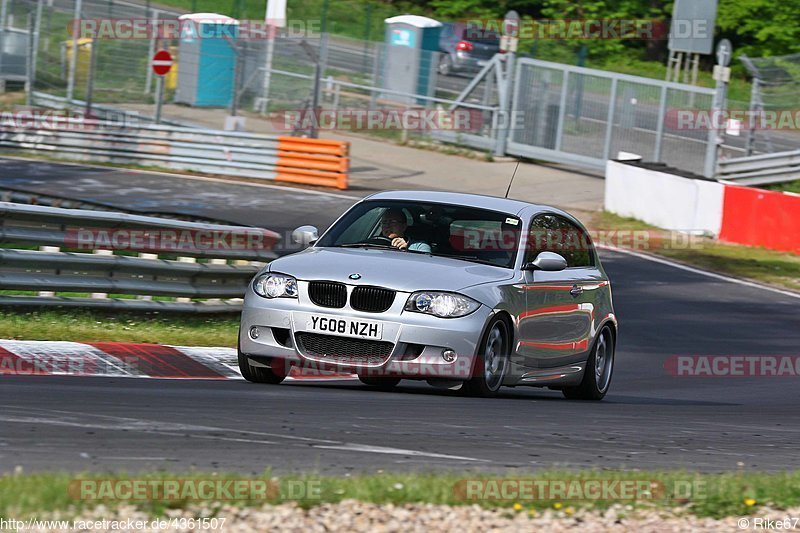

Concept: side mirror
[[292, 225, 318, 247], [522, 251, 567, 272]]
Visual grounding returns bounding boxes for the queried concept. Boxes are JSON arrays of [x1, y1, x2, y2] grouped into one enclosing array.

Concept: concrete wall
[[604, 160, 724, 236]]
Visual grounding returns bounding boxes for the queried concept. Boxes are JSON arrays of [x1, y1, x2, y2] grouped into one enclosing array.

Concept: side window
[[527, 214, 594, 268]]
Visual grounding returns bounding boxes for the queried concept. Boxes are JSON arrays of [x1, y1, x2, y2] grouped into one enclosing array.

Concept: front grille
[[295, 332, 393, 365], [308, 281, 347, 308], [350, 286, 396, 313]]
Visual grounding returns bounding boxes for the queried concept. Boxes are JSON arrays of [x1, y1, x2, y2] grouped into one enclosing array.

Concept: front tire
[[562, 326, 615, 400], [462, 316, 510, 397], [237, 342, 287, 384]]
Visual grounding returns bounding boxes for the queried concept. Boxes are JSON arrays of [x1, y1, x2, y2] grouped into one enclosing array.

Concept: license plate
[[477, 60, 487, 66], [307, 315, 383, 340]]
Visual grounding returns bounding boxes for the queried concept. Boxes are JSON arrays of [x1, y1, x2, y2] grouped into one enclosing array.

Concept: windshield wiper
[[433, 254, 505, 267], [336, 243, 397, 250]]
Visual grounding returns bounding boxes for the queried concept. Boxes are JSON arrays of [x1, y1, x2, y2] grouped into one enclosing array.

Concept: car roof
[[363, 190, 553, 217]]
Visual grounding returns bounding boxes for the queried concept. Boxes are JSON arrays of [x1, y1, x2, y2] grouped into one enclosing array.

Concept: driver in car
[[380, 208, 432, 253]]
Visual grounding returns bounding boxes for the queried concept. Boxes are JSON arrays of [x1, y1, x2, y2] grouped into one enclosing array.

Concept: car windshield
[[315, 200, 522, 269]]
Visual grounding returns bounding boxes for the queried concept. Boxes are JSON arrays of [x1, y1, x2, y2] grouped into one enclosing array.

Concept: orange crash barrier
[[275, 136, 350, 190]]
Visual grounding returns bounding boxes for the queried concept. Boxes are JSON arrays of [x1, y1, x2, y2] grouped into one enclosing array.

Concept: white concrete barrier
[[604, 160, 725, 236]]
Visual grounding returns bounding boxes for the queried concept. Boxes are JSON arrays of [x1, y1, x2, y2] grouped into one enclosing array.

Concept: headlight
[[253, 273, 298, 299], [405, 291, 480, 318]]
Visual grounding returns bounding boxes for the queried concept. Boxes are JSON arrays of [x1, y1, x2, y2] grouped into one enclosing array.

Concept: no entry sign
[[151, 50, 173, 76]]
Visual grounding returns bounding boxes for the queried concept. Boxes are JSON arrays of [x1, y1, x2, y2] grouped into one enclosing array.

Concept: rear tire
[[462, 316, 510, 398], [438, 54, 454, 76], [562, 326, 614, 400], [238, 341, 287, 385], [358, 375, 401, 391]]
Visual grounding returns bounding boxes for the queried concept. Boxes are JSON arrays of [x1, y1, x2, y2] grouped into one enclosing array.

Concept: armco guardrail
[[31, 91, 194, 128], [0, 120, 350, 190], [717, 150, 800, 186], [0, 202, 281, 312]]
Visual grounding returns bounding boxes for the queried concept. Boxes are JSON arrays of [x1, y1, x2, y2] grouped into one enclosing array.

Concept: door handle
[[570, 285, 583, 297]]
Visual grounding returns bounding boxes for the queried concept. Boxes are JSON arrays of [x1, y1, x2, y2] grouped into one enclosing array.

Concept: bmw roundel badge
[[349, 273, 362, 280]]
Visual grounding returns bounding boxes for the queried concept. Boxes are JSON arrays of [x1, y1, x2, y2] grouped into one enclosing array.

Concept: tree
[[716, 0, 800, 57]]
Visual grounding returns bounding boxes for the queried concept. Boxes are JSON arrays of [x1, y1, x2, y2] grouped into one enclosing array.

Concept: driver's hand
[[391, 237, 408, 250]]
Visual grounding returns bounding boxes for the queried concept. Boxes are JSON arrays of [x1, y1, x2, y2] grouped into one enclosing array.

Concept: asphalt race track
[[1, 162, 799, 475], [0, 159, 358, 233]]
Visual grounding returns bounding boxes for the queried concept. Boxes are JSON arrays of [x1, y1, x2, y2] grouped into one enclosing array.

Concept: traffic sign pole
[[150, 50, 173, 125], [155, 74, 164, 124]]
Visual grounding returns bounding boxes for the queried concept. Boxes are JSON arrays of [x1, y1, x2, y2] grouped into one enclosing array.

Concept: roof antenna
[[504, 160, 521, 198]]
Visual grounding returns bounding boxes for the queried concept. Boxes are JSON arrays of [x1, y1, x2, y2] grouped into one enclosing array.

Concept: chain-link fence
[[506, 58, 715, 176], [740, 53, 800, 156], [2, 0, 726, 176]]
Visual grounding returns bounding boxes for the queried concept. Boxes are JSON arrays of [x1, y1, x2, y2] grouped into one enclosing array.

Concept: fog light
[[249, 326, 260, 340], [441, 349, 457, 363]]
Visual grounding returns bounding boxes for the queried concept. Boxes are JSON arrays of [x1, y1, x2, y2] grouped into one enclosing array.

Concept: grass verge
[[0, 309, 238, 346], [763, 179, 800, 195], [582, 210, 800, 292], [1, 470, 799, 519]]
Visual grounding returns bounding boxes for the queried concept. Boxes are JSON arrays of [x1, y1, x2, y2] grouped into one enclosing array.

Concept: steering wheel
[[364, 235, 406, 250]]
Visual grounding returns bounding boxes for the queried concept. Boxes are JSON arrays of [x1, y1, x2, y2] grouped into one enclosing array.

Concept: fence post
[[66, 0, 82, 103], [602, 77, 618, 161], [493, 50, 515, 156], [144, 9, 158, 94], [26, 13, 34, 106], [745, 77, 760, 157], [652, 84, 668, 162], [85, 36, 98, 115], [257, 24, 277, 113], [703, 64, 728, 178], [0, 0, 7, 82], [553, 70, 569, 151], [31, 0, 44, 102]]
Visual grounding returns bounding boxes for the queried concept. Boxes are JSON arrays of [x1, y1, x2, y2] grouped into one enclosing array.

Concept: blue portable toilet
[[175, 13, 239, 107], [382, 15, 442, 104]]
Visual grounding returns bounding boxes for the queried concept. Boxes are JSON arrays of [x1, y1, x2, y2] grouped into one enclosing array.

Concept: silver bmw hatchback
[[239, 191, 617, 400]]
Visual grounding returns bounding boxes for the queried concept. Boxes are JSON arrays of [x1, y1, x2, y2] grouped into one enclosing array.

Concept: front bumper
[[239, 286, 491, 380]]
